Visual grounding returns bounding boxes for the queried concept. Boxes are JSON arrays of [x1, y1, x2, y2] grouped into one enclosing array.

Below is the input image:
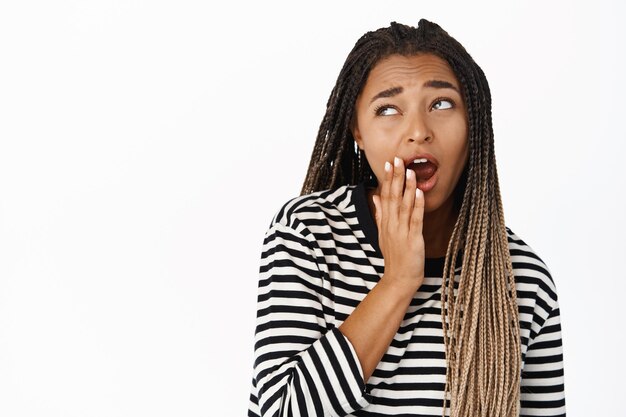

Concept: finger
[[399, 168, 417, 231], [380, 160, 392, 226], [410, 187, 425, 237], [389, 156, 405, 220]]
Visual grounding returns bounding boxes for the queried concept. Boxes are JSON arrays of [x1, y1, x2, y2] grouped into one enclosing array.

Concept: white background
[[1, 1, 624, 416]]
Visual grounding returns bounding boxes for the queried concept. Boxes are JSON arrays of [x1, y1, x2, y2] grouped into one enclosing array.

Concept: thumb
[[372, 194, 382, 231]]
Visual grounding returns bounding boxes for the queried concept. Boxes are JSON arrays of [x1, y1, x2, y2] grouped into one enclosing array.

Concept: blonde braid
[[442, 120, 521, 416]]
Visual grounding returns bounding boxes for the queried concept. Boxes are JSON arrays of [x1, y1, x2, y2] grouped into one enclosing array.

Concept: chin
[[423, 199, 438, 214], [423, 193, 453, 215]]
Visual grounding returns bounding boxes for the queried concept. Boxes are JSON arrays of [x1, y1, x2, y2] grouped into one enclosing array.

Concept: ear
[[351, 120, 364, 150]]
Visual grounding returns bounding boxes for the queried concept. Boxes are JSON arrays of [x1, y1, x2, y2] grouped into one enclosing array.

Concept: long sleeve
[[249, 221, 371, 417], [520, 299, 566, 416]]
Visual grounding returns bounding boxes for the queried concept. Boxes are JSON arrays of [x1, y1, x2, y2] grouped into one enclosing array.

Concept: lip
[[403, 153, 439, 168], [415, 170, 438, 192], [404, 153, 439, 193]]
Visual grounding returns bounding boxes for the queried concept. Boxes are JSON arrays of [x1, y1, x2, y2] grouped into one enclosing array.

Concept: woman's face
[[352, 53, 469, 214]]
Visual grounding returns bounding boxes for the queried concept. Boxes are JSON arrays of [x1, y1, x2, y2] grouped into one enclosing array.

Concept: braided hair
[[301, 20, 521, 417]]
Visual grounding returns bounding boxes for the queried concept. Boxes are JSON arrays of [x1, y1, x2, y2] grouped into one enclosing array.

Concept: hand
[[372, 156, 425, 293]]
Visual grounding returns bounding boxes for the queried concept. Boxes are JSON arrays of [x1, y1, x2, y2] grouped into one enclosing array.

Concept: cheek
[[358, 131, 393, 172], [446, 122, 469, 170], [363, 146, 386, 181]]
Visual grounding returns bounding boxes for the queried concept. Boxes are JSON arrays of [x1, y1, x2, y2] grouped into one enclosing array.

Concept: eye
[[432, 98, 455, 110], [374, 105, 400, 116]]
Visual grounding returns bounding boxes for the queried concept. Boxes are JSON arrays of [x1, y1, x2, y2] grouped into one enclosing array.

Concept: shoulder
[[506, 226, 559, 308], [267, 184, 358, 235]]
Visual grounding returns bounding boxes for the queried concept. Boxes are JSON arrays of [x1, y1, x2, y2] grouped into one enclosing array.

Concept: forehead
[[362, 53, 460, 94]]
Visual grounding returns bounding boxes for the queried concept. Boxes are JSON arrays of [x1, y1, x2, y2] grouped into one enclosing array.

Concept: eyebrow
[[369, 80, 460, 104], [369, 86, 403, 104]]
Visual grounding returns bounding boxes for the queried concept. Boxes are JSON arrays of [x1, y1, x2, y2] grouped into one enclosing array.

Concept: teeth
[[413, 158, 428, 164]]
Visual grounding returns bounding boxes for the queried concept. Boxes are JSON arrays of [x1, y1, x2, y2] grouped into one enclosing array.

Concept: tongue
[[410, 161, 437, 181]]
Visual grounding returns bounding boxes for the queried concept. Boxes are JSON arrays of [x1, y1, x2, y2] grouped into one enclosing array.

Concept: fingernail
[[384, 161, 391, 172], [406, 169, 414, 179], [416, 188, 422, 198], [394, 156, 402, 167]]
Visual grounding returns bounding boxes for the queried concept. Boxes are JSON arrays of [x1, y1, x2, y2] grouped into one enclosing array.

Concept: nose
[[405, 111, 432, 144]]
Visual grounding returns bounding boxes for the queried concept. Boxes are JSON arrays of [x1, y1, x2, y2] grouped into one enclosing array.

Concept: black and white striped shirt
[[249, 182, 565, 417]]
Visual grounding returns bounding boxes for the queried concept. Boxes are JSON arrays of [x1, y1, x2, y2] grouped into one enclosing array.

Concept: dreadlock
[[301, 20, 521, 417]]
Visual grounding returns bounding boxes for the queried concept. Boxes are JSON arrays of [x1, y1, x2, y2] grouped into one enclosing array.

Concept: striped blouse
[[248, 182, 566, 417]]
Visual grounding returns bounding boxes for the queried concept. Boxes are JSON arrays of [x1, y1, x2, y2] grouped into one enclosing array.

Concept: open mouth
[[407, 158, 437, 182], [405, 157, 439, 192]]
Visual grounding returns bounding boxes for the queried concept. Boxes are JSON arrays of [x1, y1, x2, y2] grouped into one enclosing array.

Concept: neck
[[422, 197, 458, 258]]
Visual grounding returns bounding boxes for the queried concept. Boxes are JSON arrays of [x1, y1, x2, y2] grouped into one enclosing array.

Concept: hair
[[301, 20, 521, 417]]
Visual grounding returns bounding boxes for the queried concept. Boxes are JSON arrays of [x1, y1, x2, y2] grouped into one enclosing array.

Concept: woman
[[249, 20, 565, 417]]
